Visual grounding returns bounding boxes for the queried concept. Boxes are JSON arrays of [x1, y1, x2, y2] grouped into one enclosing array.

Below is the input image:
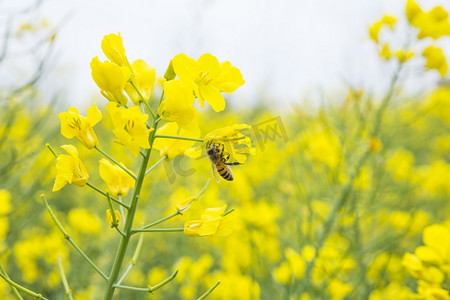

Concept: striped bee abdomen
[[216, 164, 234, 181]]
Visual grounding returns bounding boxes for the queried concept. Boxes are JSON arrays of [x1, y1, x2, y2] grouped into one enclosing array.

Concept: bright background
[[6, 0, 448, 108]]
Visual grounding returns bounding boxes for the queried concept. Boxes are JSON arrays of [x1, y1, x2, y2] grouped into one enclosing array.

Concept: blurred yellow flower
[[327, 278, 352, 300], [124, 59, 156, 105], [407, 1, 450, 40], [285, 248, 306, 279], [90, 57, 131, 106], [58, 103, 102, 149], [272, 261, 291, 284], [172, 53, 245, 112], [0, 190, 11, 215], [406, 0, 422, 24], [106, 102, 153, 157], [369, 15, 396, 43], [52, 145, 89, 192], [183, 205, 232, 237], [153, 121, 201, 159], [106, 209, 121, 227], [379, 43, 392, 60], [158, 79, 198, 129], [101, 33, 129, 67], [99, 159, 135, 197], [395, 49, 414, 63], [68, 208, 100, 235], [423, 46, 448, 77], [204, 124, 255, 164]]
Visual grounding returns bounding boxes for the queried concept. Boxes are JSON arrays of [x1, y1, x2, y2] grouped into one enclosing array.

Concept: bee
[[206, 141, 241, 182]]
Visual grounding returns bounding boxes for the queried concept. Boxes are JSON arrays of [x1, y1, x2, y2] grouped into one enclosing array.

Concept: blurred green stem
[[57, 257, 74, 300], [0, 271, 47, 300], [113, 269, 178, 293], [300, 63, 402, 293], [129, 80, 156, 119], [41, 195, 108, 281], [117, 233, 144, 285], [197, 281, 221, 300], [0, 264, 23, 300]]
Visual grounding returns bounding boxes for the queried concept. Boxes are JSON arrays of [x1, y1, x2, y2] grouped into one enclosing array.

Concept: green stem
[[117, 233, 144, 285], [41, 195, 108, 281], [103, 106, 161, 300], [145, 155, 167, 177], [299, 62, 402, 293], [57, 257, 74, 300], [132, 228, 184, 234], [113, 269, 178, 293], [223, 208, 235, 217], [86, 182, 129, 209], [197, 281, 221, 300], [94, 146, 137, 180], [154, 135, 204, 143], [138, 211, 181, 230], [130, 80, 156, 119], [46, 143, 58, 158], [0, 272, 47, 300], [0, 264, 23, 300]]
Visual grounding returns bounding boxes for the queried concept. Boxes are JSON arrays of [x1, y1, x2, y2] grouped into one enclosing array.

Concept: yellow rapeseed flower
[[101, 33, 129, 67], [407, 1, 450, 39], [204, 124, 255, 164], [52, 145, 89, 192], [183, 205, 232, 237], [99, 159, 135, 197], [158, 79, 198, 129], [106, 102, 153, 157], [153, 121, 201, 159], [369, 15, 397, 43], [58, 103, 102, 149], [423, 46, 448, 77], [327, 278, 352, 300], [124, 59, 156, 105], [395, 49, 414, 63], [90, 56, 131, 106], [172, 53, 245, 112]]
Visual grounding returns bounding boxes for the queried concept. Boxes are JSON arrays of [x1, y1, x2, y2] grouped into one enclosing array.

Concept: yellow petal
[[172, 53, 199, 80], [87, 103, 102, 126], [198, 85, 225, 112]]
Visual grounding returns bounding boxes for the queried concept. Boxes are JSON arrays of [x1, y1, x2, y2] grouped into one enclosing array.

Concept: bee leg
[[225, 162, 241, 166], [206, 140, 212, 148]]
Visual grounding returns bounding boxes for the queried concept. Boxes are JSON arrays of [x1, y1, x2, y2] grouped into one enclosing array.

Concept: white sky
[[3, 0, 450, 110]]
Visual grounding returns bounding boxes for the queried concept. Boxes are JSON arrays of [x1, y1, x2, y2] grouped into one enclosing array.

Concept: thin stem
[[0, 264, 23, 300], [132, 228, 184, 234], [117, 195, 125, 227], [154, 135, 204, 143], [197, 281, 221, 300], [145, 155, 167, 177], [113, 269, 178, 293], [115, 227, 126, 238], [57, 257, 74, 300], [223, 208, 235, 217], [138, 212, 181, 231], [94, 146, 137, 180], [46, 143, 58, 158], [86, 182, 129, 209], [299, 62, 403, 294], [137, 180, 211, 231], [0, 272, 48, 300], [107, 194, 119, 228], [41, 195, 108, 281], [117, 234, 144, 285], [130, 80, 156, 119]]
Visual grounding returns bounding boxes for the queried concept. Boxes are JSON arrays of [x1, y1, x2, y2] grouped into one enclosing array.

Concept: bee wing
[[211, 164, 221, 183]]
